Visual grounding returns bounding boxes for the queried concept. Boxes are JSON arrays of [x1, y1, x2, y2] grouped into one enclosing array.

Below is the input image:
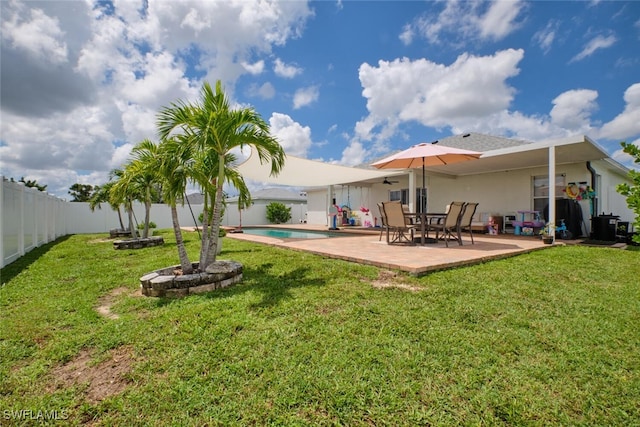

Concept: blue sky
[[1, 0, 639, 199]]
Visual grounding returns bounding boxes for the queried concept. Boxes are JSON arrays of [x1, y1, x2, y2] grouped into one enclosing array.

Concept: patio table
[[405, 212, 447, 245]]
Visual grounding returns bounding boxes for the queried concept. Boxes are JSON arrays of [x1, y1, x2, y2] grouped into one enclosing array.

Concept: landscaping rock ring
[[140, 261, 243, 298]]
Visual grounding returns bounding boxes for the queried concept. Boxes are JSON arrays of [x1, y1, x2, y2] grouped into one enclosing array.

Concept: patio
[[226, 225, 555, 276]]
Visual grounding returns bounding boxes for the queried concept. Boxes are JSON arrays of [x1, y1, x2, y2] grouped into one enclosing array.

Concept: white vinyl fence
[[1, 179, 67, 268], [1, 177, 307, 268]]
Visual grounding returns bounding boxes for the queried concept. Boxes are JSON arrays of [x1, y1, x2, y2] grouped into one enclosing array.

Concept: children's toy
[[513, 211, 545, 236]]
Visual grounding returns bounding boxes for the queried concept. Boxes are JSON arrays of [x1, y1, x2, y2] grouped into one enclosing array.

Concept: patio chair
[[382, 201, 416, 245], [427, 201, 465, 247], [458, 202, 479, 244], [377, 202, 391, 242]]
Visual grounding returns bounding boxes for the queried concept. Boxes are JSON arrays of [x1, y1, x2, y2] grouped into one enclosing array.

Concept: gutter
[[586, 161, 598, 216]]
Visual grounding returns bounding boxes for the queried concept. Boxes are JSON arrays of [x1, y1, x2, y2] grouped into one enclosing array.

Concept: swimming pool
[[239, 228, 344, 239]]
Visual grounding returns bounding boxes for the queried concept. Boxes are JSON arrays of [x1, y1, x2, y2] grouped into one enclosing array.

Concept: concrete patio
[[225, 225, 555, 276]]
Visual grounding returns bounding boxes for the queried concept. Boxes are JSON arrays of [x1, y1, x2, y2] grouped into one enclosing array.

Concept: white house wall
[[305, 162, 634, 231], [592, 159, 634, 223]]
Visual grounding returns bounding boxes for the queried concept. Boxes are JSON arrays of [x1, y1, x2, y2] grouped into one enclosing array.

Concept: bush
[[266, 202, 291, 224], [199, 205, 225, 224], [137, 221, 157, 230], [616, 141, 640, 244]]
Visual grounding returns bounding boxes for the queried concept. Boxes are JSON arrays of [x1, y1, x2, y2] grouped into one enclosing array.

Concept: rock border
[[109, 228, 132, 238], [113, 236, 164, 250], [140, 261, 243, 298]]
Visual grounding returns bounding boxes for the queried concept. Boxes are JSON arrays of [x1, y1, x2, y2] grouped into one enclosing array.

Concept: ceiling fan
[[383, 177, 398, 185]]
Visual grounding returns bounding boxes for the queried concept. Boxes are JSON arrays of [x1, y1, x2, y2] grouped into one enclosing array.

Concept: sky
[[1, 0, 639, 199]]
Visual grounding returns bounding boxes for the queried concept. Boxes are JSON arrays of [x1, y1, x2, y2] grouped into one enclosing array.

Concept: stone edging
[[113, 236, 164, 250], [140, 261, 243, 298]]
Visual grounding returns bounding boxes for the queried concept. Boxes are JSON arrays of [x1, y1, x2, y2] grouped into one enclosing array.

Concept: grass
[[1, 230, 639, 426]]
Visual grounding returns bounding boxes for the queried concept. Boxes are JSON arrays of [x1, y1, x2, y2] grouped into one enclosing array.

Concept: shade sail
[[236, 149, 405, 187]]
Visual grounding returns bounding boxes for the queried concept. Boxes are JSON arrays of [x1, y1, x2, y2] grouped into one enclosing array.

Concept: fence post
[[0, 177, 4, 267], [19, 182, 25, 256]]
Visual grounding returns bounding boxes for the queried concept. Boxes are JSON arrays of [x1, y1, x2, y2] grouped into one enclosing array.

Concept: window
[[389, 189, 408, 205], [533, 174, 565, 212]]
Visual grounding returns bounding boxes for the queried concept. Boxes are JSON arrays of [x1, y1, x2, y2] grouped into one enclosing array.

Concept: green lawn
[[1, 230, 639, 426]]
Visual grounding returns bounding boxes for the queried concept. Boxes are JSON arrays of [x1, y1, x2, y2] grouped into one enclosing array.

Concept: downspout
[[586, 161, 598, 216]]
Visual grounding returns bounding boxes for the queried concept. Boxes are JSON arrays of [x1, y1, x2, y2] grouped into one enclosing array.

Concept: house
[[237, 133, 634, 237]]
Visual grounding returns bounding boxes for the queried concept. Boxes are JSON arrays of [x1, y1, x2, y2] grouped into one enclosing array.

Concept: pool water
[[240, 228, 342, 239]]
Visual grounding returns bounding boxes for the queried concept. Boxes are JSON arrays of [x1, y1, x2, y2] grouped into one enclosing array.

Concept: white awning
[[236, 149, 405, 187]]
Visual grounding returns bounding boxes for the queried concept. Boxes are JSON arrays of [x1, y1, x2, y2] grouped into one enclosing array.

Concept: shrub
[[616, 141, 640, 244], [137, 221, 157, 230], [266, 202, 291, 224]]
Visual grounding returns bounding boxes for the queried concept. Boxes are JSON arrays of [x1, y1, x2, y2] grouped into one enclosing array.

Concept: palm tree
[[127, 139, 163, 238], [108, 168, 138, 239], [88, 181, 125, 231], [157, 80, 285, 271]]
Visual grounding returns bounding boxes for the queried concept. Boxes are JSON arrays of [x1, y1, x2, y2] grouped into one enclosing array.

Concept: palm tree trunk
[[171, 205, 192, 274], [127, 203, 138, 239], [143, 198, 151, 238], [116, 207, 125, 230], [204, 155, 226, 269], [199, 193, 210, 269]]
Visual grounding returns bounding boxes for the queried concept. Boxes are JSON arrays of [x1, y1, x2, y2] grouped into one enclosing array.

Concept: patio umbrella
[[371, 142, 482, 213]]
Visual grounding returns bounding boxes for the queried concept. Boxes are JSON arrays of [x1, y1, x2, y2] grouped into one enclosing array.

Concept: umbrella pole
[[421, 157, 436, 244], [422, 157, 426, 213]]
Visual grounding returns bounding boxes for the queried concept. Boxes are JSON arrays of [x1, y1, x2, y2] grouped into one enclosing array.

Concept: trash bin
[[592, 214, 619, 241]]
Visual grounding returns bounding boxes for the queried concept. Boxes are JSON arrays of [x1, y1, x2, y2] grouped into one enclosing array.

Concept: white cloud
[[478, 0, 526, 41], [181, 7, 211, 33], [0, 0, 314, 198], [340, 140, 367, 166], [356, 49, 524, 143], [250, 82, 276, 99], [1, 2, 68, 64], [599, 83, 640, 139], [533, 20, 559, 54], [403, 0, 525, 45], [570, 34, 617, 63], [550, 89, 598, 131], [353, 48, 633, 147], [274, 58, 303, 78], [269, 113, 313, 157], [242, 60, 265, 75], [399, 24, 414, 45], [611, 138, 640, 169], [293, 85, 319, 109]]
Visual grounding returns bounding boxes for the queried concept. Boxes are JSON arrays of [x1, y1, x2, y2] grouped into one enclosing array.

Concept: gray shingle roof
[[434, 132, 533, 152]]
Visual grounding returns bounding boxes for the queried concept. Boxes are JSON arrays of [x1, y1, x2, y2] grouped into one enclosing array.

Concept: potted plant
[[540, 223, 555, 244]]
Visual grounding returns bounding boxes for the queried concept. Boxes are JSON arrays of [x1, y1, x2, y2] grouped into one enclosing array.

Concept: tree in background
[[108, 168, 138, 239], [88, 181, 126, 231], [616, 141, 640, 244], [111, 140, 162, 239], [18, 177, 47, 192], [266, 202, 292, 224], [68, 183, 95, 202]]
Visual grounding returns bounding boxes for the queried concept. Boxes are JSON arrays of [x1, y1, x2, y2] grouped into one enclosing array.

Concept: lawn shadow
[[1, 235, 71, 285], [152, 261, 326, 310]]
